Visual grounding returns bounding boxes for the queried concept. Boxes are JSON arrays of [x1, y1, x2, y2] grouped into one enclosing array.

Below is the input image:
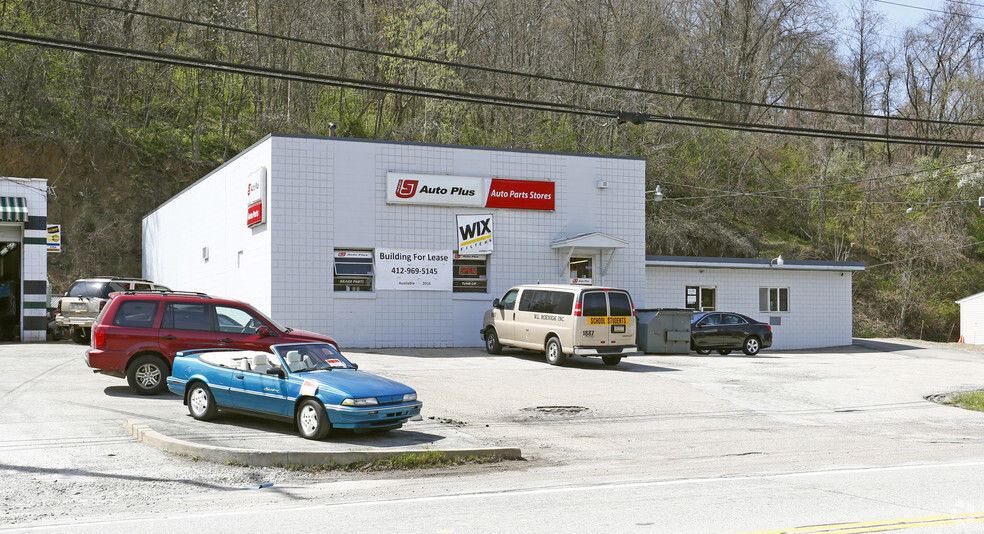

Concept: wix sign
[[456, 214, 493, 254]]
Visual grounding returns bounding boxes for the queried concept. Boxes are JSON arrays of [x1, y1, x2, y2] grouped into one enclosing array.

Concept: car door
[[212, 304, 275, 351], [721, 313, 749, 347], [158, 302, 219, 358], [692, 313, 723, 347], [490, 289, 519, 344], [238, 367, 290, 416], [579, 290, 610, 346]]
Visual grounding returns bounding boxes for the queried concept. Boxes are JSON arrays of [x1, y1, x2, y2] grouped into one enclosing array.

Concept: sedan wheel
[[188, 383, 217, 421], [717, 349, 731, 356], [297, 399, 331, 440], [743, 336, 761, 356], [695, 348, 711, 355]]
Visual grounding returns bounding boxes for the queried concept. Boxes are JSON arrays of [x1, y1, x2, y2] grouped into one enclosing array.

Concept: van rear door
[[576, 290, 635, 348]]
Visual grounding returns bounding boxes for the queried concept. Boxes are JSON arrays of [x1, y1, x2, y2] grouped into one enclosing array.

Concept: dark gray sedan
[[690, 312, 773, 355]]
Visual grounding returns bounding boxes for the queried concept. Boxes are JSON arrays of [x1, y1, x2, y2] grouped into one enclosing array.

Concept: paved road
[[2, 339, 983, 532]]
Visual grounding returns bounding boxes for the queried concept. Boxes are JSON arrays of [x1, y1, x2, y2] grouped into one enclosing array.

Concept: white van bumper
[[573, 345, 640, 356]]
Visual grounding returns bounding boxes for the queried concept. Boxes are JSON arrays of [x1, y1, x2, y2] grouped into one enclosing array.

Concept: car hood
[[298, 369, 415, 398], [282, 328, 336, 343]]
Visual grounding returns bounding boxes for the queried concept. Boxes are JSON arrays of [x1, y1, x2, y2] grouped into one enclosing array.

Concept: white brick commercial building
[[143, 134, 863, 350], [645, 256, 865, 350], [143, 134, 647, 348]]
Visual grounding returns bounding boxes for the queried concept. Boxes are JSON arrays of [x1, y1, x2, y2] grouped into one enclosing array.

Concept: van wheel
[[485, 328, 502, 354], [545, 337, 565, 366], [602, 356, 621, 366]]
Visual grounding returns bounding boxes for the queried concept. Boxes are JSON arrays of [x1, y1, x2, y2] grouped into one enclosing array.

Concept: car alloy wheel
[[743, 336, 761, 356], [485, 328, 502, 355], [126, 355, 169, 395], [695, 349, 711, 355]]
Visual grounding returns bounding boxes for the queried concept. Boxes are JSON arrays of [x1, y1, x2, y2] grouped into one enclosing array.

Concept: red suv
[[86, 291, 338, 395]]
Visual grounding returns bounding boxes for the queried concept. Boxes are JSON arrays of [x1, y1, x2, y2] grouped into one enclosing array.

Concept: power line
[[866, 239, 984, 268], [649, 158, 984, 202], [57, 0, 984, 131], [5, 29, 984, 149]]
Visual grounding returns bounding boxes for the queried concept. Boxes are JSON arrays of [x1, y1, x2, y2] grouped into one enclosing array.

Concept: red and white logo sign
[[246, 201, 263, 226], [395, 179, 419, 198], [485, 178, 554, 210], [386, 172, 554, 210], [246, 167, 267, 227]]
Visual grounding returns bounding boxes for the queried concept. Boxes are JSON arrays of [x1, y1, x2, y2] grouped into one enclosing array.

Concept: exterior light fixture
[[653, 185, 664, 201], [770, 255, 784, 267]]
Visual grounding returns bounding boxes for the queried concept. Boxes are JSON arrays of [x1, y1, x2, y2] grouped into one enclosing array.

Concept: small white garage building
[[646, 256, 865, 350], [955, 291, 984, 344]]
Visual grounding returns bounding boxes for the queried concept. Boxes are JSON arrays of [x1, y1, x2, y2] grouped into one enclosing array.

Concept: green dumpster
[[636, 308, 692, 354]]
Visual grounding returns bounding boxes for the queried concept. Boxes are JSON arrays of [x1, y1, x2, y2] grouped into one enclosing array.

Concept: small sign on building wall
[[246, 167, 267, 227], [456, 214, 493, 254], [46, 224, 61, 253]]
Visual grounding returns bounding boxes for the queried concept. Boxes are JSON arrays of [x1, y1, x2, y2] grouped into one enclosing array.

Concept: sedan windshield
[[273, 343, 356, 372]]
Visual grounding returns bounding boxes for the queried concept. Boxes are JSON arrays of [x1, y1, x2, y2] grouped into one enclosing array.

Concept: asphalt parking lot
[[6, 338, 984, 474], [4, 338, 984, 531]]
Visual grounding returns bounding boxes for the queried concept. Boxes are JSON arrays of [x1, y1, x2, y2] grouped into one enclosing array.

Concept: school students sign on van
[[387, 172, 554, 210], [376, 248, 453, 291], [456, 214, 493, 254]]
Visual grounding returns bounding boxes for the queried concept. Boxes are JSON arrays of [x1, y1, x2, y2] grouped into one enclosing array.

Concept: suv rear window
[[113, 300, 159, 328], [68, 281, 128, 299]]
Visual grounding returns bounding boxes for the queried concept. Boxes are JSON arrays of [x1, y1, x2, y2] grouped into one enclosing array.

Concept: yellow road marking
[[740, 513, 984, 534]]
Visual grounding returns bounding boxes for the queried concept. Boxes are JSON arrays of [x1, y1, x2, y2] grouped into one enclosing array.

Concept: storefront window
[[759, 287, 789, 312], [570, 257, 592, 284], [453, 254, 487, 293], [334, 250, 374, 292]]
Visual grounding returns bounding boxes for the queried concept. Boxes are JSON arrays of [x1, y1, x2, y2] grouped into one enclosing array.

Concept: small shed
[[955, 291, 984, 344]]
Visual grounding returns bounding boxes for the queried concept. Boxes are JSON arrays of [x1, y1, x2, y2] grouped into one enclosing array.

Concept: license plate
[[611, 325, 626, 333], [71, 303, 87, 312]]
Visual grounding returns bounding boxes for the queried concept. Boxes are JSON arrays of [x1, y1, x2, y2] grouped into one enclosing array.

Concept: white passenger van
[[482, 284, 638, 366]]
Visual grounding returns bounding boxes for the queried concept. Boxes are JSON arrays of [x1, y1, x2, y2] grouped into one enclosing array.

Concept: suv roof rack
[[119, 290, 210, 298], [91, 276, 159, 283]]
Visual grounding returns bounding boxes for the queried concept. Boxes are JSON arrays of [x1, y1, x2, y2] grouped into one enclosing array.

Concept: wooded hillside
[[3, 0, 984, 340]]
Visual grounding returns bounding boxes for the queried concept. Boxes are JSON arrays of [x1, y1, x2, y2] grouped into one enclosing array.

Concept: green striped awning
[[0, 197, 28, 222]]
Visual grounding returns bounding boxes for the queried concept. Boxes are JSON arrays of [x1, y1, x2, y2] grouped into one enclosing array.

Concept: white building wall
[[957, 294, 984, 344], [645, 265, 855, 350], [143, 138, 274, 314], [146, 135, 646, 349]]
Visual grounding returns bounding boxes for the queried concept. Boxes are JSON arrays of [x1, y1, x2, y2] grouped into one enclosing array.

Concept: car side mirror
[[266, 367, 286, 378], [257, 325, 272, 337], [492, 298, 501, 308], [352, 363, 358, 370]]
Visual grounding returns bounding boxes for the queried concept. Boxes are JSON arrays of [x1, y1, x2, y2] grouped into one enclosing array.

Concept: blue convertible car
[[166, 342, 422, 440]]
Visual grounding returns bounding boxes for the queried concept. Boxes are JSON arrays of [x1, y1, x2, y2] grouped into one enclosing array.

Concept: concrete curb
[[124, 419, 523, 468]]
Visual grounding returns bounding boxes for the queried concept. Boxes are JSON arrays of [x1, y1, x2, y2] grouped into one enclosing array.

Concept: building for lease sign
[[375, 249, 453, 291]]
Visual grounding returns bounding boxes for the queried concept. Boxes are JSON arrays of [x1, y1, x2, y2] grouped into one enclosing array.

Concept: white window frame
[[760, 287, 789, 312]]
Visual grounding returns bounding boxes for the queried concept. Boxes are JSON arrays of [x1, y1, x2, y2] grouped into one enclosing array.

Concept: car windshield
[[273, 343, 356, 372]]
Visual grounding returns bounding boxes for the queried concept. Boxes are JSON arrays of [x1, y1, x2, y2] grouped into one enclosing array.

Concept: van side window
[[609, 292, 632, 316], [500, 289, 519, 310], [529, 291, 574, 315], [518, 290, 535, 312], [582, 292, 608, 316]]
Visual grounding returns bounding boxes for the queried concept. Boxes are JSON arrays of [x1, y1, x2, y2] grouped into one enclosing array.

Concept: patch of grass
[[280, 451, 512, 472], [950, 391, 984, 412]]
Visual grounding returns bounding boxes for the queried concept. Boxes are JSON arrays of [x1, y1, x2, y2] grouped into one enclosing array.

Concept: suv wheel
[[127, 355, 169, 395], [71, 327, 90, 345]]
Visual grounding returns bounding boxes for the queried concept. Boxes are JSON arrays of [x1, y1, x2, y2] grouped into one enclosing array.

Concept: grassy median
[[949, 391, 984, 412]]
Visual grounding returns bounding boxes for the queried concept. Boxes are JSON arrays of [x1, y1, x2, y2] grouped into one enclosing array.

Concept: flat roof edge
[[645, 255, 866, 271]]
